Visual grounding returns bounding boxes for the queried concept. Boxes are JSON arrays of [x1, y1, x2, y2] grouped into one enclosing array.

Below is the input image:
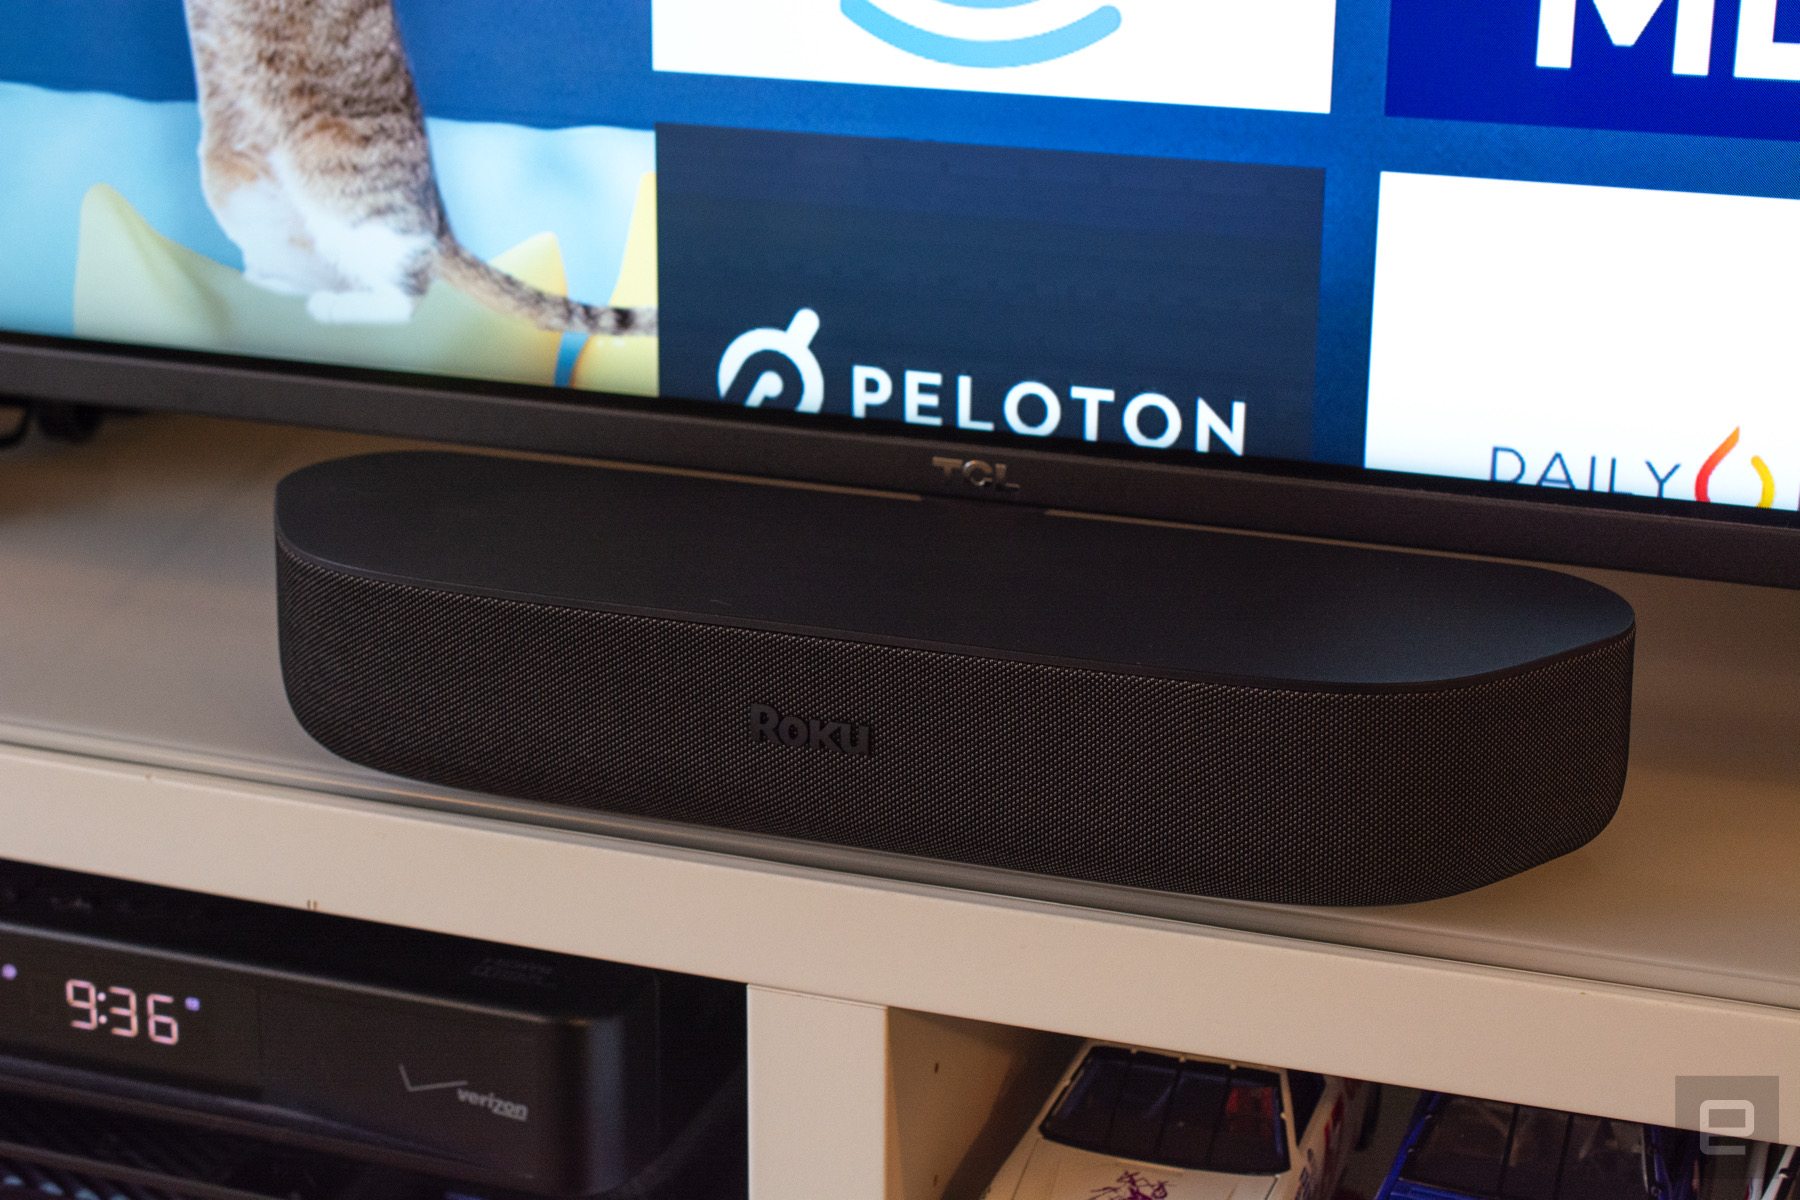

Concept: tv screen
[[3, 0, 1797, 584]]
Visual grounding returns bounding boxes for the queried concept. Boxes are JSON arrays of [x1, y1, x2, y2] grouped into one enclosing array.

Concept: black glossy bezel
[[6, 331, 1796, 589]]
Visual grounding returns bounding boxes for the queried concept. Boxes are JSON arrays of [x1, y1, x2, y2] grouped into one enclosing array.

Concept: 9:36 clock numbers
[[65, 979, 182, 1045]]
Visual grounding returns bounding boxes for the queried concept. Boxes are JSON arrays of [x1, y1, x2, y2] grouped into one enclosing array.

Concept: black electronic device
[[275, 451, 1637, 907], [0, 860, 745, 1199]]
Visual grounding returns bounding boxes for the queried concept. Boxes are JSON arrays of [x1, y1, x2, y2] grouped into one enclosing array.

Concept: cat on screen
[[182, 0, 655, 336]]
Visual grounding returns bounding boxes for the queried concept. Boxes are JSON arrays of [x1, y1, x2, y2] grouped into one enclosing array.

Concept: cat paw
[[306, 290, 417, 325], [243, 271, 310, 297]]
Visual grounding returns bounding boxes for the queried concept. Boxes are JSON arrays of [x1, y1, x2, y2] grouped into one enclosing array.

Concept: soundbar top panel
[[276, 452, 1634, 689]]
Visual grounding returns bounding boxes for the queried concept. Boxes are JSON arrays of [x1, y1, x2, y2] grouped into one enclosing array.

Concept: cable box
[[0, 861, 743, 1197]]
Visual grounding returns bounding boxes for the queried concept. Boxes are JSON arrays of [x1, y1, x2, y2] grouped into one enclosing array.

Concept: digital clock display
[[62, 979, 191, 1043], [0, 928, 261, 1090]]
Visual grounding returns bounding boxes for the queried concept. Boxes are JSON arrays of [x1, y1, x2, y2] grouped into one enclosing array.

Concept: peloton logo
[[749, 704, 873, 757], [718, 308, 1248, 455], [718, 309, 825, 413], [840, 0, 1122, 69]]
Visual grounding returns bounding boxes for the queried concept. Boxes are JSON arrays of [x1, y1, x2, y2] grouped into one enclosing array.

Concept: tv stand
[[1, 413, 1798, 1183]]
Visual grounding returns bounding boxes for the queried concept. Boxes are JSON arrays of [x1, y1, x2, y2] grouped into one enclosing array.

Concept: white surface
[[651, 0, 1335, 114], [888, 1010, 1069, 1200], [1366, 171, 1800, 511], [747, 987, 894, 1200]]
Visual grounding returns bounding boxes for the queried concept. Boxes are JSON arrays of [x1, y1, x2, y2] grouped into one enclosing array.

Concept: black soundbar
[[0, 861, 743, 1198], [275, 452, 1638, 906]]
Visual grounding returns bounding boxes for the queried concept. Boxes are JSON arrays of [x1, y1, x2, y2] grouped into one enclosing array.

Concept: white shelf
[[1, 413, 1799, 1156]]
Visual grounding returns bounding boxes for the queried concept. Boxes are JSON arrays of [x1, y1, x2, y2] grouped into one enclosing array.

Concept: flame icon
[[1695, 427, 1776, 507]]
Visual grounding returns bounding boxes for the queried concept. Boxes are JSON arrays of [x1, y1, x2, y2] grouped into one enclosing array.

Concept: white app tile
[[652, 0, 1335, 115], [1367, 171, 1800, 511]]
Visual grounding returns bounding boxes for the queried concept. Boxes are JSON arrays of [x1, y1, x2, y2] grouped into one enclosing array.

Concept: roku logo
[[748, 704, 872, 756]]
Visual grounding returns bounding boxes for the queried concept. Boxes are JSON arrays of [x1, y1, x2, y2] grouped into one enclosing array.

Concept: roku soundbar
[[275, 451, 1637, 906]]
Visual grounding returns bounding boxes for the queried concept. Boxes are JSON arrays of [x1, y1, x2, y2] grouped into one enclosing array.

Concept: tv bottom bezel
[[4, 332, 1797, 590]]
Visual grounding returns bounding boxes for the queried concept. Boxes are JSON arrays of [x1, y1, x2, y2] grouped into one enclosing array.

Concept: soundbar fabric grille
[[279, 549, 1632, 906]]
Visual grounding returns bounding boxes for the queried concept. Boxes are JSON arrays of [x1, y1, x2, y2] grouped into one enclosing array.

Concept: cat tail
[[435, 241, 657, 337]]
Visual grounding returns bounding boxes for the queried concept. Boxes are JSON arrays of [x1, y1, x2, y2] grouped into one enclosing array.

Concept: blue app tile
[[657, 125, 1324, 461], [1388, 0, 1800, 141]]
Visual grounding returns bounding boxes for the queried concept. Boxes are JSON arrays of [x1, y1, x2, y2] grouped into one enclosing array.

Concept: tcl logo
[[931, 456, 1020, 493]]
